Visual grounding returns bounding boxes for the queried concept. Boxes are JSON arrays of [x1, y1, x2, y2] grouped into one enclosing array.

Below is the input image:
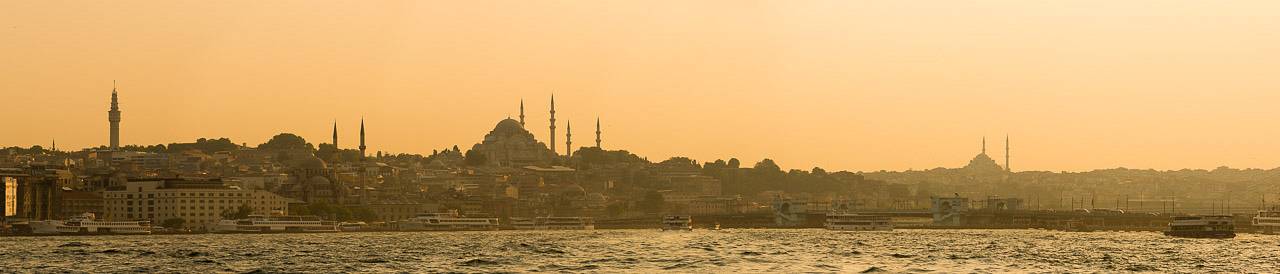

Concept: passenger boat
[[1164, 215, 1236, 238], [508, 217, 596, 230], [824, 213, 893, 231], [535, 217, 595, 230], [1252, 206, 1280, 234], [212, 215, 339, 233], [338, 222, 368, 232], [28, 213, 152, 235], [396, 212, 500, 231], [661, 215, 693, 231]]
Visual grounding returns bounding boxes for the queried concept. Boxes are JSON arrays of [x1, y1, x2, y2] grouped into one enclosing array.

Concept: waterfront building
[[103, 178, 291, 230], [0, 166, 70, 221], [61, 190, 104, 218]]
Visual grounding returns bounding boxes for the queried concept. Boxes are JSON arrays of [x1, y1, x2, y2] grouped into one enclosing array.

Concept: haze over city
[[5, 1, 1280, 172]]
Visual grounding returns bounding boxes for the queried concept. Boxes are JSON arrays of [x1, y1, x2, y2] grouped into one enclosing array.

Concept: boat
[[212, 215, 339, 233], [338, 222, 368, 232], [28, 213, 152, 235], [661, 215, 693, 231], [534, 217, 595, 230], [1164, 215, 1236, 238], [824, 213, 893, 231], [1252, 206, 1280, 234], [396, 212, 500, 231], [509, 217, 537, 230]]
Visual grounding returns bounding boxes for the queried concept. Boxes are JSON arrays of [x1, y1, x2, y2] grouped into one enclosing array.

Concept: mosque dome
[[307, 176, 331, 185], [491, 118, 528, 137], [294, 155, 328, 170]]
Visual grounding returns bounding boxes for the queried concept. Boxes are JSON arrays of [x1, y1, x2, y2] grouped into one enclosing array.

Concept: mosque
[[469, 96, 604, 168]]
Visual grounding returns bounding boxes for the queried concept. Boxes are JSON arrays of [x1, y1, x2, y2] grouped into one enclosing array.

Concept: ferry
[[1252, 206, 1280, 234], [1164, 215, 1236, 238], [661, 215, 693, 231], [29, 213, 152, 235], [212, 215, 339, 233], [396, 212, 500, 231], [824, 213, 893, 231], [509, 217, 537, 230], [535, 217, 595, 230], [338, 222, 368, 232]]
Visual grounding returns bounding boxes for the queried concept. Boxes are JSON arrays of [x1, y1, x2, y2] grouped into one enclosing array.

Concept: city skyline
[[5, 1, 1280, 172]]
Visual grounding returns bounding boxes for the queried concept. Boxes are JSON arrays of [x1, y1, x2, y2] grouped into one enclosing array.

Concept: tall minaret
[[332, 121, 339, 148], [519, 99, 526, 127], [595, 117, 602, 148], [359, 119, 367, 159], [1005, 135, 1011, 172], [565, 120, 573, 157], [108, 80, 121, 150], [981, 136, 987, 155], [549, 95, 557, 156]]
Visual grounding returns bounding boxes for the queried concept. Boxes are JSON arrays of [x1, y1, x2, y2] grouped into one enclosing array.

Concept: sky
[[2, 1, 1280, 172]]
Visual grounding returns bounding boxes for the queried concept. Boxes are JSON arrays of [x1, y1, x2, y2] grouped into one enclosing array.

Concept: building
[[0, 166, 69, 221], [108, 81, 121, 150], [61, 190, 104, 217], [104, 178, 291, 230], [469, 119, 556, 167]]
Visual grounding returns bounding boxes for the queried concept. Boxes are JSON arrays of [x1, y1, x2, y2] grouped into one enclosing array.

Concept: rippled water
[[1, 229, 1277, 273]]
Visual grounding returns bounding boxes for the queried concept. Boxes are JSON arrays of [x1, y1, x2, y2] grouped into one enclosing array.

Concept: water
[[2, 229, 1276, 273]]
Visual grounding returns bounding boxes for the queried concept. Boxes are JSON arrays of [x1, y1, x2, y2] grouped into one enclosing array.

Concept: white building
[[104, 178, 292, 230]]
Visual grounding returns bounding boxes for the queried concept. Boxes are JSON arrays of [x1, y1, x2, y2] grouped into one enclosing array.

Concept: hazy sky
[[3, 1, 1280, 172]]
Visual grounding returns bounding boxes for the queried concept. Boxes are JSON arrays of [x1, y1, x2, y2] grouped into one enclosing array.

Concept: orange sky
[[3, 1, 1280, 172]]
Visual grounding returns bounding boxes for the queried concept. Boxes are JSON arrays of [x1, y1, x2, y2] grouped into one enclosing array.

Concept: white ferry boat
[[1252, 206, 1280, 234], [212, 215, 339, 233], [338, 222, 368, 232], [535, 217, 595, 230], [396, 212, 500, 231], [824, 213, 893, 231], [29, 213, 152, 235], [661, 215, 693, 231], [509, 218, 537, 230], [1164, 215, 1235, 238]]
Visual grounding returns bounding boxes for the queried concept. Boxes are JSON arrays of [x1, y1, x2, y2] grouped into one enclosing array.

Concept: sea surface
[[1, 229, 1276, 273]]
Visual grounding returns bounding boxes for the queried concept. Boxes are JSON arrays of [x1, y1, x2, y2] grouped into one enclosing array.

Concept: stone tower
[[595, 117, 602, 148], [565, 120, 572, 157], [108, 81, 121, 150]]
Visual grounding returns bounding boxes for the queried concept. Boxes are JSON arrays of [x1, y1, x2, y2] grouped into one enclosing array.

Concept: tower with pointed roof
[[595, 117, 602, 148], [519, 99, 526, 127], [332, 121, 339, 148], [108, 80, 121, 150], [549, 95, 557, 156], [1005, 135, 1011, 172], [566, 120, 572, 157], [359, 119, 367, 159]]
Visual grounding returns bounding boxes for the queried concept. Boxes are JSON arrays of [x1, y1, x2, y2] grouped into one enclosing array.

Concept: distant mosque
[[468, 95, 605, 167], [964, 136, 1012, 174]]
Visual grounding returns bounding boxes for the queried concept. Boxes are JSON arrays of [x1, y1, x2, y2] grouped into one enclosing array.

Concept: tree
[[639, 191, 665, 213], [812, 167, 828, 176], [161, 218, 186, 229], [464, 150, 488, 166], [754, 159, 782, 173], [258, 133, 314, 151], [727, 158, 741, 169], [221, 204, 254, 220]]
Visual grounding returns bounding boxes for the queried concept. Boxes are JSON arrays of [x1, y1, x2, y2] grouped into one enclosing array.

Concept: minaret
[[565, 120, 573, 157], [981, 136, 987, 155], [519, 99, 526, 127], [549, 95, 557, 156], [332, 121, 339, 148], [52, 139, 57, 152], [108, 80, 121, 150], [1005, 135, 1011, 172], [595, 117, 602, 148], [359, 119, 367, 159]]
